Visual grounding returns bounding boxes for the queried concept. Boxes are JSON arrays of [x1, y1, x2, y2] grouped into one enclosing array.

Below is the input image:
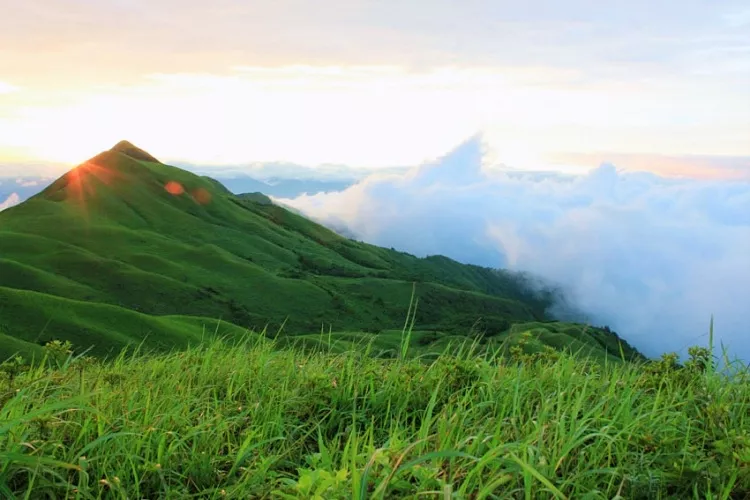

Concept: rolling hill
[[0, 141, 645, 361]]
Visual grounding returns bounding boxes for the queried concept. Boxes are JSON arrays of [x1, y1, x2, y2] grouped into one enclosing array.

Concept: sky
[[1, 0, 749, 177]]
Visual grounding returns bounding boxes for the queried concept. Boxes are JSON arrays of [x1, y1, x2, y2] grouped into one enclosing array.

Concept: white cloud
[[281, 137, 750, 361], [0, 192, 21, 211], [0, 81, 19, 94], [15, 178, 40, 187]]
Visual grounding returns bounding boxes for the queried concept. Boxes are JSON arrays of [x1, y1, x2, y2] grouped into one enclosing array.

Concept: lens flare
[[191, 187, 212, 205], [164, 181, 185, 195], [63, 160, 124, 220]]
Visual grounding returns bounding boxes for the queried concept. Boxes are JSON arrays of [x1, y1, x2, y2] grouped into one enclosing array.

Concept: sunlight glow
[[58, 160, 123, 221], [0, 81, 19, 94], [1, 65, 748, 175]]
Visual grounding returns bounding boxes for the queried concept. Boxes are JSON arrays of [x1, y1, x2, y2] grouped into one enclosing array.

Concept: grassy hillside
[[0, 336, 746, 498], [0, 142, 643, 361], [0, 286, 250, 360]]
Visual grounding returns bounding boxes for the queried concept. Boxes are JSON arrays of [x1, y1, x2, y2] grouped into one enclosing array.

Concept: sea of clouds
[[279, 137, 750, 362]]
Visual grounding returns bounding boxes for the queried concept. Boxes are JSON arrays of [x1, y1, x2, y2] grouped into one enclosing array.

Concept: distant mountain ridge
[[1, 155, 407, 209], [0, 141, 645, 363], [1, 169, 360, 211]]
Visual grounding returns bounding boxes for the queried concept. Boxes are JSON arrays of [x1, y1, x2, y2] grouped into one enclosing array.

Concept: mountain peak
[[110, 140, 161, 163]]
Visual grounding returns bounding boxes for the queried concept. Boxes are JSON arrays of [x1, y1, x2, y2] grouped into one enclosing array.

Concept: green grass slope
[[0, 338, 746, 498], [0, 142, 643, 361], [0, 286, 251, 360]]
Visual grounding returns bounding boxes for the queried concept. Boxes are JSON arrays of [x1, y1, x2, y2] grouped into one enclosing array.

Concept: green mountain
[[0, 142, 645, 362]]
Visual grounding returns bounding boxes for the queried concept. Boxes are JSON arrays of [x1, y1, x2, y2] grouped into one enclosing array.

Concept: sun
[[61, 159, 123, 220]]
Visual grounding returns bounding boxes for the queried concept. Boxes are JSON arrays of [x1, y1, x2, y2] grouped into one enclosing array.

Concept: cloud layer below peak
[[281, 137, 750, 361]]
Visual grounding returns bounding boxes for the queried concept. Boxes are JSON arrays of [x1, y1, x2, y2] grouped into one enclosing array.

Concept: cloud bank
[[0, 192, 21, 211], [281, 137, 750, 361]]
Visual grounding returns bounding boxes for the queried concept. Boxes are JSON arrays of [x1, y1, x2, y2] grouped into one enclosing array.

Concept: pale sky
[[1, 0, 749, 176]]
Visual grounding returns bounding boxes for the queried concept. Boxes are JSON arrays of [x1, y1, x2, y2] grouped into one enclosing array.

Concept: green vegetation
[[0, 142, 642, 362], [1, 332, 747, 498], [0, 285, 250, 360]]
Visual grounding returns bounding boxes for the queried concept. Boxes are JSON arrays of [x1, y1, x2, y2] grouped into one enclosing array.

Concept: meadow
[[1, 325, 748, 499]]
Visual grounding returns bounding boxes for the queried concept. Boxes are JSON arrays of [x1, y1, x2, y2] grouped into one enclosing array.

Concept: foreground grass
[[1, 336, 748, 499]]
